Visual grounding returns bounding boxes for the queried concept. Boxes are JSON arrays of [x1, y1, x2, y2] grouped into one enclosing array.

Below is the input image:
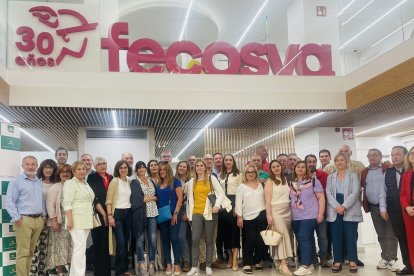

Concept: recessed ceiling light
[[355, 115, 414, 136], [179, 0, 195, 41], [111, 110, 119, 129], [340, 0, 408, 49], [173, 112, 222, 162], [342, 0, 374, 25], [337, 0, 357, 16], [386, 129, 414, 138], [235, 0, 270, 47], [233, 112, 325, 156]]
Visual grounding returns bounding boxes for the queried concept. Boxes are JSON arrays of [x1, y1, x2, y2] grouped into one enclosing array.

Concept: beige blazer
[[46, 182, 63, 225]]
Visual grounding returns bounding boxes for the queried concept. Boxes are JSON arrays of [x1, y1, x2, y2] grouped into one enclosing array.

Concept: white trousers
[[69, 229, 90, 276]]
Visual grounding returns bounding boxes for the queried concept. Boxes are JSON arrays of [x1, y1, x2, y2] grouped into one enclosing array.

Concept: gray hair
[[93, 156, 107, 167]]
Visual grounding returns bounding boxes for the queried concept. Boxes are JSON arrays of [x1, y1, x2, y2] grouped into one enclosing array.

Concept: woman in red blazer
[[400, 146, 414, 271]]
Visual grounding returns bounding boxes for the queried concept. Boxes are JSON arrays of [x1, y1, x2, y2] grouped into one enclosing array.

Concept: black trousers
[[242, 210, 267, 266], [389, 207, 412, 270], [91, 225, 111, 276], [219, 195, 240, 250]]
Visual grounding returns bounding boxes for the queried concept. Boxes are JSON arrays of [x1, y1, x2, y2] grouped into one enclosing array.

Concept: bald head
[[121, 152, 134, 167], [339, 145, 352, 159]]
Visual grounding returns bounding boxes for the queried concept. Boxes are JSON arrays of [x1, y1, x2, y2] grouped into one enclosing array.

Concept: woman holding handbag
[[186, 159, 225, 276], [264, 160, 293, 276], [235, 164, 267, 274], [175, 161, 192, 272], [219, 154, 242, 271], [157, 162, 183, 275]]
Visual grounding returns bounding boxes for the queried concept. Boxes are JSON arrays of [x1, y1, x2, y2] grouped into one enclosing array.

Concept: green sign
[[8, 252, 16, 261], [2, 264, 16, 276], [2, 181, 9, 195], [1, 136, 20, 151], [2, 237, 16, 252], [7, 125, 14, 133], [2, 209, 12, 223]]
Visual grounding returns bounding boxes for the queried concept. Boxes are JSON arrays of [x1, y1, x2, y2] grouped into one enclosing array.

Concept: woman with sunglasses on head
[[175, 161, 192, 272], [35, 159, 58, 275], [106, 160, 133, 276], [289, 161, 325, 276], [132, 161, 158, 276], [187, 159, 225, 276], [235, 164, 267, 274], [46, 164, 73, 276], [264, 160, 293, 276], [218, 154, 242, 271], [157, 162, 183, 275]]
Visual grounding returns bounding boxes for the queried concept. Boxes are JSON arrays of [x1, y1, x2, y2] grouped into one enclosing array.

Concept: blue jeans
[[311, 219, 328, 260], [136, 217, 157, 264], [292, 219, 317, 266], [159, 218, 181, 265], [330, 193, 358, 263], [114, 208, 131, 275], [178, 210, 190, 262]]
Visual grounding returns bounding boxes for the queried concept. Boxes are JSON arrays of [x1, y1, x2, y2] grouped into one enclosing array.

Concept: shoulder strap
[[209, 174, 215, 195]]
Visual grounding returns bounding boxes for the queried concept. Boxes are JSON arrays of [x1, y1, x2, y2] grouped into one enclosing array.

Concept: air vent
[[86, 129, 147, 139]]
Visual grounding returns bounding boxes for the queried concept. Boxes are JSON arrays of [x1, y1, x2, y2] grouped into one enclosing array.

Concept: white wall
[[83, 139, 149, 173], [355, 137, 403, 166], [295, 128, 320, 159]]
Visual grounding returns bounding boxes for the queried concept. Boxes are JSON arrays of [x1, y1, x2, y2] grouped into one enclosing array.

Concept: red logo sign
[[14, 6, 98, 67], [102, 22, 335, 76]]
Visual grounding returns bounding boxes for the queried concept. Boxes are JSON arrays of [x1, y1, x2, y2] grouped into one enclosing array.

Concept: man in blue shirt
[[5, 155, 45, 276]]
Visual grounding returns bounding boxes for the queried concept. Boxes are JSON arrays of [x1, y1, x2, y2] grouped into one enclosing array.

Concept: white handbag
[[260, 225, 283, 246]]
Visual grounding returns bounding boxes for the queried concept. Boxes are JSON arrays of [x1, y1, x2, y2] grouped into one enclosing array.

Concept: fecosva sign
[[102, 22, 335, 76]]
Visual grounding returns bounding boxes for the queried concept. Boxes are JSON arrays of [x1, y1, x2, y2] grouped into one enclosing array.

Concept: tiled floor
[[86, 244, 403, 276]]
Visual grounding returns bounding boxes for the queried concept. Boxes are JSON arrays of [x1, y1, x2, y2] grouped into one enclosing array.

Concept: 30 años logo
[[14, 6, 98, 67]]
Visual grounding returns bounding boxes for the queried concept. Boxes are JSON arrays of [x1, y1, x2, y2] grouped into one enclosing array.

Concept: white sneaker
[[187, 267, 199, 276], [377, 259, 388, 269], [206, 267, 213, 276], [293, 265, 312, 276], [388, 260, 399, 272], [308, 264, 314, 270]]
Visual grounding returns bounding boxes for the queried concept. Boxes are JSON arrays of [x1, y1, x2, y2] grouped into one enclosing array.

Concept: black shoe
[[331, 263, 342, 273], [397, 267, 414, 275], [254, 264, 263, 272], [356, 259, 364, 267], [62, 266, 68, 273]]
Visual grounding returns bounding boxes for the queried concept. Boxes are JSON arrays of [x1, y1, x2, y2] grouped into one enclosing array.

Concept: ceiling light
[[386, 129, 414, 138], [1, 112, 54, 153], [233, 112, 325, 156], [342, 0, 374, 25], [173, 112, 222, 162], [355, 115, 414, 136], [178, 0, 195, 41], [371, 18, 414, 47], [337, 0, 357, 16], [235, 0, 270, 47], [340, 0, 408, 49], [111, 110, 119, 129]]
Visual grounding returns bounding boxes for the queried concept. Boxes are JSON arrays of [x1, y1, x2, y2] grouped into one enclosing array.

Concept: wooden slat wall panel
[[204, 127, 295, 171]]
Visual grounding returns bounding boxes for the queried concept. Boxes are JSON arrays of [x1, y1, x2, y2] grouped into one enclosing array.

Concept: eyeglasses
[[246, 171, 256, 174], [97, 162, 107, 166]]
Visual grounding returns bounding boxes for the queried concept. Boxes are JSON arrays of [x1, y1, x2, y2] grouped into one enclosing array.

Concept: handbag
[[207, 175, 217, 206], [260, 225, 283, 246], [92, 212, 101, 228], [157, 205, 172, 224]]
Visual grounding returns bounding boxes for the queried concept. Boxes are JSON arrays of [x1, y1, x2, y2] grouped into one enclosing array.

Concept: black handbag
[[207, 175, 217, 206]]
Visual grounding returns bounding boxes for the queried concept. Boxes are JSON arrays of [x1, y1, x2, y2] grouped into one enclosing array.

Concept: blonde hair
[[242, 164, 259, 183], [195, 159, 209, 186]]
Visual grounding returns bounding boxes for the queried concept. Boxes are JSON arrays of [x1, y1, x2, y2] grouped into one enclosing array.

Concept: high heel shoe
[[279, 260, 292, 276], [232, 248, 239, 271]]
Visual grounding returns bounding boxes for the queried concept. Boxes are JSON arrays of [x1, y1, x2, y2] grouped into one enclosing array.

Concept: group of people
[[5, 144, 414, 276]]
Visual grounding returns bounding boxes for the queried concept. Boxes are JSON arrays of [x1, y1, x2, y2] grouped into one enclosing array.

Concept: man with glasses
[[361, 149, 398, 271], [160, 150, 173, 164]]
